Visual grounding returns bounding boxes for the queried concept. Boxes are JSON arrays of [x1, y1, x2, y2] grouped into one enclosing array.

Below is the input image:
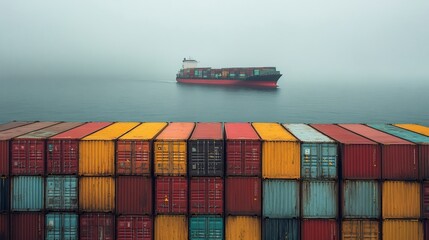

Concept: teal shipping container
[[46, 176, 78, 211], [12, 176, 44, 211], [263, 218, 299, 240], [283, 124, 338, 179], [46, 213, 78, 240], [189, 215, 223, 240], [263, 180, 299, 218], [302, 180, 338, 218], [342, 180, 380, 218]]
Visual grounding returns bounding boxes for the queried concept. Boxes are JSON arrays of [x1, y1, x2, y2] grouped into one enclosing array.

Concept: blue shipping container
[[263, 180, 299, 218], [46, 213, 78, 240], [342, 180, 380, 218], [0, 178, 9, 211], [263, 218, 299, 240], [190, 215, 223, 240], [46, 176, 78, 211], [302, 181, 338, 218], [368, 124, 429, 144], [12, 176, 44, 211]]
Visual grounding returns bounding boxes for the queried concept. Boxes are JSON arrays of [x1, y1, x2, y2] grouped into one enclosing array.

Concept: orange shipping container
[[79, 177, 115, 212], [342, 220, 379, 240], [382, 181, 420, 219], [155, 215, 188, 240], [225, 216, 261, 240], [382, 220, 423, 240]]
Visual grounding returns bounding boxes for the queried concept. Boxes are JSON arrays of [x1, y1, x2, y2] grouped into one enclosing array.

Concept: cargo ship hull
[[177, 75, 281, 88]]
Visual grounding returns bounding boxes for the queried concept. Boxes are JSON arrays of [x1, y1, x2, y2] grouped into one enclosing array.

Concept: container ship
[[176, 58, 282, 87]]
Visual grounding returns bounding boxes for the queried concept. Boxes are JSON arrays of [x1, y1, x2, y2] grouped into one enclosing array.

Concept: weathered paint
[[382, 181, 420, 219], [263, 218, 299, 240], [117, 215, 153, 240], [45, 175, 78, 211], [189, 177, 223, 215], [189, 215, 223, 240], [45, 213, 78, 240], [342, 220, 379, 240], [11, 176, 44, 211], [80, 213, 114, 240], [226, 177, 261, 215], [301, 219, 339, 240], [225, 216, 260, 240], [302, 180, 338, 218], [155, 176, 188, 214], [11, 212, 44, 240], [155, 215, 188, 240], [0, 121, 34, 131], [382, 219, 423, 240], [342, 180, 380, 218], [116, 176, 152, 215], [0, 178, 9, 211], [263, 179, 299, 218], [79, 177, 115, 212]]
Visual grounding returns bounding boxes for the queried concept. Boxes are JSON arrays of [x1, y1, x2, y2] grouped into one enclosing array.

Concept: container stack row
[[1, 121, 429, 239]]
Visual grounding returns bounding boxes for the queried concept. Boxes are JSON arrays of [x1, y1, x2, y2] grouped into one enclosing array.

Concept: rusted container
[[0, 178, 9, 212], [421, 181, 429, 218], [311, 124, 381, 179], [154, 122, 195, 176], [117, 215, 153, 240], [382, 219, 423, 240], [117, 122, 167, 176], [0, 122, 59, 176], [45, 212, 78, 240], [11, 122, 83, 175], [225, 122, 261, 176], [155, 215, 188, 240], [342, 180, 380, 219], [226, 177, 261, 215], [47, 122, 112, 175], [189, 177, 223, 215], [11, 212, 45, 240], [340, 124, 418, 180], [0, 213, 9, 240], [116, 176, 152, 215], [302, 180, 338, 218], [225, 216, 261, 240], [342, 220, 379, 240], [0, 121, 33, 131], [301, 219, 339, 240], [252, 123, 300, 179], [188, 123, 224, 177], [155, 176, 187, 214], [45, 175, 78, 211], [79, 177, 115, 212], [382, 181, 420, 219], [80, 122, 140, 176], [80, 213, 114, 240]]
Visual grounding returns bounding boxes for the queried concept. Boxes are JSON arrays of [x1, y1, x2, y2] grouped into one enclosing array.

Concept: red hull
[[177, 78, 278, 87]]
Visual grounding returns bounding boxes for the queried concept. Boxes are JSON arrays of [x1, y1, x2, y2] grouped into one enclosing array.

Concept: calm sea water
[[1, 76, 428, 124]]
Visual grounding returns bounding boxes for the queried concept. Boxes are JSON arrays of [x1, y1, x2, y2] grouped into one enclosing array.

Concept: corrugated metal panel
[[154, 215, 188, 240], [395, 124, 429, 137], [45, 213, 78, 240], [154, 141, 187, 176], [80, 213, 114, 240], [45, 176, 78, 211], [302, 180, 338, 218], [225, 216, 261, 240], [0, 121, 33, 131], [301, 219, 338, 240], [342, 220, 379, 240], [225, 123, 260, 140], [226, 139, 261, 176], [0, 141, 8, 176], [155, 122, 195, 140], [189, 215, 223, 240], [11, 212, 44, 240], [190, 122, 223, 140], [262, 141, 301, 179], [252, 123, 297, 141], [342, 180, 380, 218], [421, 182, 429, 218], [301, 142, 338, 179], [11, 176, 44, 211], [188, 139, 224, 177], [263, 180, 299, 218], [189, 177, 223, 215], [0, 213, 9, 240], [82, 122, 140, 140], [116, 176, 152, 215], [284, 123, 335, 142], [117, 215, 153, 240], [11, 138, 45, 175], [382, 219, 423, 240], [263, 218, 299, 240], [79, 177, 115, 212], [155, 176, 187, 214], [226, 177, 261, 215], [0, 178, 9, 211], [382, 181, 420, 219], [47, 139, 80, 174]]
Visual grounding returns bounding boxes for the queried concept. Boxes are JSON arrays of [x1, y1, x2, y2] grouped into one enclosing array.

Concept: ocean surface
[[1, 76, 428, 124]]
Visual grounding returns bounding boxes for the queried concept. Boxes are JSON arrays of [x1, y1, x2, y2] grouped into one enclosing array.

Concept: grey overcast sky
[[1, 0, 428, 82]]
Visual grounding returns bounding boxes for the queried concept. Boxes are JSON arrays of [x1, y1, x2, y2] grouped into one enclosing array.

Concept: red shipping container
[[11, 122, 83, 175], [116, 140, 151, 175], [80, 213, 114, 240], [301, 219, 339, 240], [225, 123, 261, 176], [339, 124, 418, 180], [11, 212, 44, 240], [155, 176, 187, 214], [116, 176, 152, 215], [311, 124, 381, 179], [117, 215, 153, 240], [0, 214, 8, 240], [0, 121, 33, 131], [0, 122, 60, 176], [422, 182, 429, 218], [226, 177, 261, 215], [189, 177, 223, 215], [47, 122, 111, 175]]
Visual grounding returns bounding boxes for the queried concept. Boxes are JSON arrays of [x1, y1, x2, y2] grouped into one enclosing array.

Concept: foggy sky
[[1, 0, 428, 82]]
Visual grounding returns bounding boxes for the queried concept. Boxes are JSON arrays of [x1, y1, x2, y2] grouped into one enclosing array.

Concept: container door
[[189, 140, 207, 176], [207, 140, 223, 176], [134, 141, 150, 175], [0, 178, 9, 211], [154, 141, 170, 175], [320, 143, 337, 179], [243, 140, 261, 176], [46, 214, 61, 240], [170, 142, 187, 175], [63, 177, 78, 210], [47, 140, 61, 174], [117, 140, 133, 174], [190, 217, 207, 239], [208, 217, 223, 239], [226, 141, 242, 175], [171, 178, 187, 214], [46, 177, 62, 210], [63, 214, 78, 240], [301, 143, 319, 179], [62, 140, 79, 174]]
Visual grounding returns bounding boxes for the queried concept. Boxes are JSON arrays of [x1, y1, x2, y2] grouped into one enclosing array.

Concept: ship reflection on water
[[176, 82, 280, 92]]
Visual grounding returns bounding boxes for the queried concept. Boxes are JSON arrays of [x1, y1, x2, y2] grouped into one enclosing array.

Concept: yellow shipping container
[[252, 123, 300, 179], [342, 220, 379, 240], [226, 216, 261, 240], [80, 122, 140, 176], [79, 177, 115, 212], [394, 124, 429, 136], [383, 220, 423, 240], [155, 215, 188, 240], [119, 122, 168, 140], [382, 181, 420, 219]]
